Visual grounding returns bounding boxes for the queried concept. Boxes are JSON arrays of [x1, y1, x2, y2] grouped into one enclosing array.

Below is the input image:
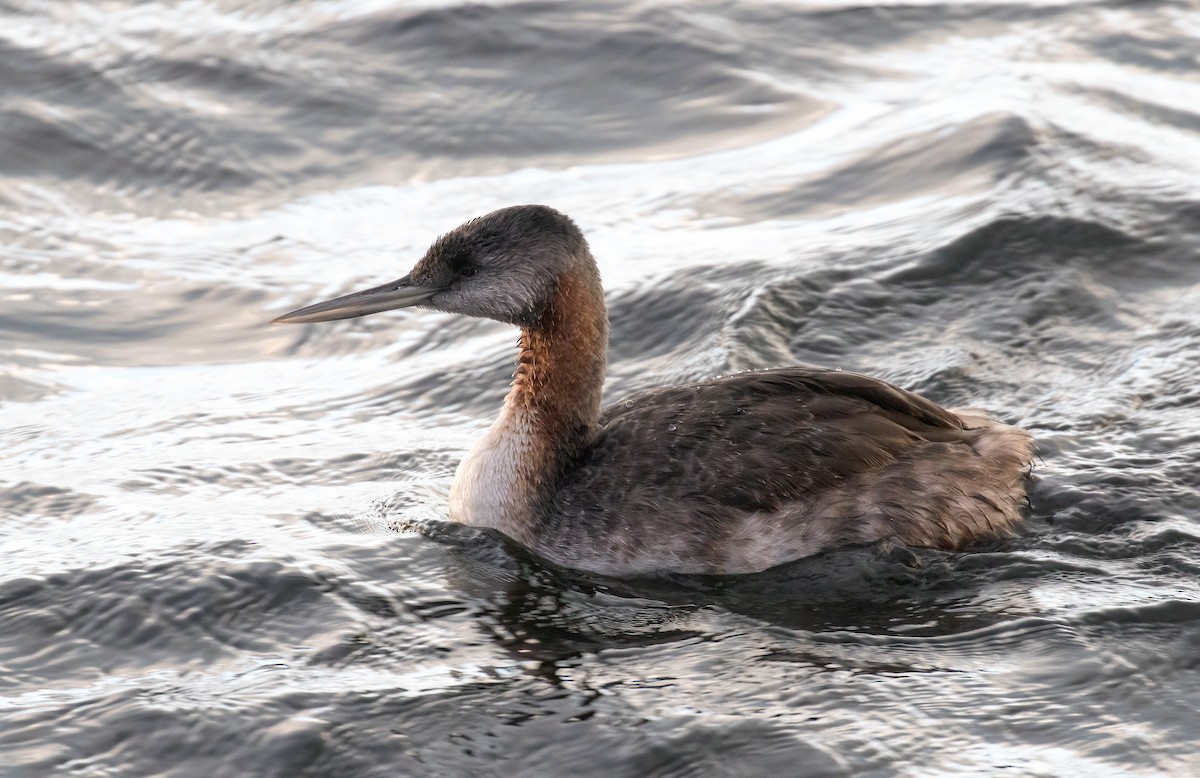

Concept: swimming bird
[[273, 205, 1034, 577]]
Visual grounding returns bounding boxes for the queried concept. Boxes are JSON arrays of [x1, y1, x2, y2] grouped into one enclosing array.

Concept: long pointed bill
[[271, 277, 441, 324]]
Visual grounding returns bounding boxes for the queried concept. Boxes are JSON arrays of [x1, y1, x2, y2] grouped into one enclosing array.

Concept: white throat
[[448, 403, 543, 543]]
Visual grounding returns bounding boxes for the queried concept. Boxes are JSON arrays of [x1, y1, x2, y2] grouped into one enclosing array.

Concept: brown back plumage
[[542, 366, 1033, 575]]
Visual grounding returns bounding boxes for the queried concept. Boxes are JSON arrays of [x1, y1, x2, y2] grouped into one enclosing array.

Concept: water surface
[[2, 1, 1200, 775]]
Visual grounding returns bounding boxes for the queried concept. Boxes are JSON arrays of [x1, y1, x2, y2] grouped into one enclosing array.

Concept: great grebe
[[273, 205, 1034, 577]]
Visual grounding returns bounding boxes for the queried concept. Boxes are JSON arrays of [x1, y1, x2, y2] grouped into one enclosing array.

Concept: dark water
[[2, 0, 1199, 775]]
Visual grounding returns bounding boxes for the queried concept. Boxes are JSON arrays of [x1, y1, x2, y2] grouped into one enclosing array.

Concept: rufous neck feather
[[507, 264, 608, 450], [448, 259, 608, 540]]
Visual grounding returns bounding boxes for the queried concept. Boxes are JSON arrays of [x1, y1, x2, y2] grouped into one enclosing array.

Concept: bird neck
[[450, 259, 608, 540], [509, 265, 608, 446]]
